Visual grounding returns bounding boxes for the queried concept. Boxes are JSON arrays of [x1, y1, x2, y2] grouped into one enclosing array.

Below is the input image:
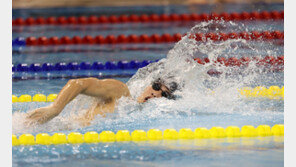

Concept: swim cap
[[153, 78, 179, 93]]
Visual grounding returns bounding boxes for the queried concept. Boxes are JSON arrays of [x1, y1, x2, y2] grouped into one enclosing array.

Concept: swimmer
[[25, 77, 178, 126]]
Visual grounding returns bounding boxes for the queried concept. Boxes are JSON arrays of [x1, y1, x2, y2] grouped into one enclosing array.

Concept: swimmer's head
[[137, 78, 179, 103]]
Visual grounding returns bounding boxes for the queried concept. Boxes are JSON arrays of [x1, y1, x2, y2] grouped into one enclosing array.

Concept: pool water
[[12, 4, 284, 167]]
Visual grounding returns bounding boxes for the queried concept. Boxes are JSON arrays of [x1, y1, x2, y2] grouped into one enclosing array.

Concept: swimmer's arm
[[53, 78, 130, 112], [26, 78, 130, 124]]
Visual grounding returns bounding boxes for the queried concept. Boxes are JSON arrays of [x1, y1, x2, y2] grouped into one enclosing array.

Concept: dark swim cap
[[152, 78, 180, 100]]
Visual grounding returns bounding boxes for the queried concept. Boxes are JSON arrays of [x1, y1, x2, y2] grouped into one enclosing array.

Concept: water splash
[[123, 20, 283, 121], [12, 20, 283, 134]]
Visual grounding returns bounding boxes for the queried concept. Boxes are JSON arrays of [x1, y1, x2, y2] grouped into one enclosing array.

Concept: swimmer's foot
[[25, 105, 59, 125]]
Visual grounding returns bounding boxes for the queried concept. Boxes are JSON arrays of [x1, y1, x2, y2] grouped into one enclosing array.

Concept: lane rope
[[12, 31, 284, 46], [12, 85, 284, 103], [12, 56, 284, 72], [12, 74, 134, 82], [12, 10, 284, 26], [12, 124, 284, 146], [239, 85, 283, 99], [13, 60, 154, 72]]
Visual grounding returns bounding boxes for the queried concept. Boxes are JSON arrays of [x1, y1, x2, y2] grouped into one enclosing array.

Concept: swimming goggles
[[152, 82, 175, 99]]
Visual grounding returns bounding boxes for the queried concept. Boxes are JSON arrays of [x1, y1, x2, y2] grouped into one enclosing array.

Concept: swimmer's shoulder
[[99, 78, 127, 87], [85, 78, 125, 85], [97, 78, 131, 97]]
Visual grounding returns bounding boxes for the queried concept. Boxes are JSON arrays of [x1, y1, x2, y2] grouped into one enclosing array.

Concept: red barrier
[[13, 10, 284, 26], [24, 31, 284, 46], [193, 56, 284, 68]]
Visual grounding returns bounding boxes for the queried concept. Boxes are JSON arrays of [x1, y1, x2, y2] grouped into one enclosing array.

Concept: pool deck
[[13, 0, 283, 9]]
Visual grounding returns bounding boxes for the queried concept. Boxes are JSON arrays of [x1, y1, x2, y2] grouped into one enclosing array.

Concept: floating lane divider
[[12, 56, 284, 72], [12, 85, 284, 103], [12, 94, 57, 103], [12, 10, 283, 26], [239, 86, 284, 99], [13, 60, 154, 72], [12, 74, 134, 82], [12, 124, 284, 146], [12, 31, 284, 46]]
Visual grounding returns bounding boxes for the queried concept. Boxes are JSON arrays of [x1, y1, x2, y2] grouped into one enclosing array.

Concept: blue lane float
[[12, 37, 26, 46], [13, 60, 155, 72], [12, 74, 134, 81]]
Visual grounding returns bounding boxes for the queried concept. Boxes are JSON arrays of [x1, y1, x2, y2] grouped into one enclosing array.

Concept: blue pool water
[[12, 4, 284, 167]]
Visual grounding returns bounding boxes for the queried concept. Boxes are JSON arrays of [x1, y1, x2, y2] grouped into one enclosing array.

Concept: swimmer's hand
[[25, 105, 59, 126]]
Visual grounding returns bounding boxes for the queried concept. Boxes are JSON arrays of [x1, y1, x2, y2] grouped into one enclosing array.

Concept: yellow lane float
[[13, 124, 284, 146]]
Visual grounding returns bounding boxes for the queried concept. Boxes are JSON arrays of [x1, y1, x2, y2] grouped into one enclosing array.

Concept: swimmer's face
[[137, 84, 170, 103]]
